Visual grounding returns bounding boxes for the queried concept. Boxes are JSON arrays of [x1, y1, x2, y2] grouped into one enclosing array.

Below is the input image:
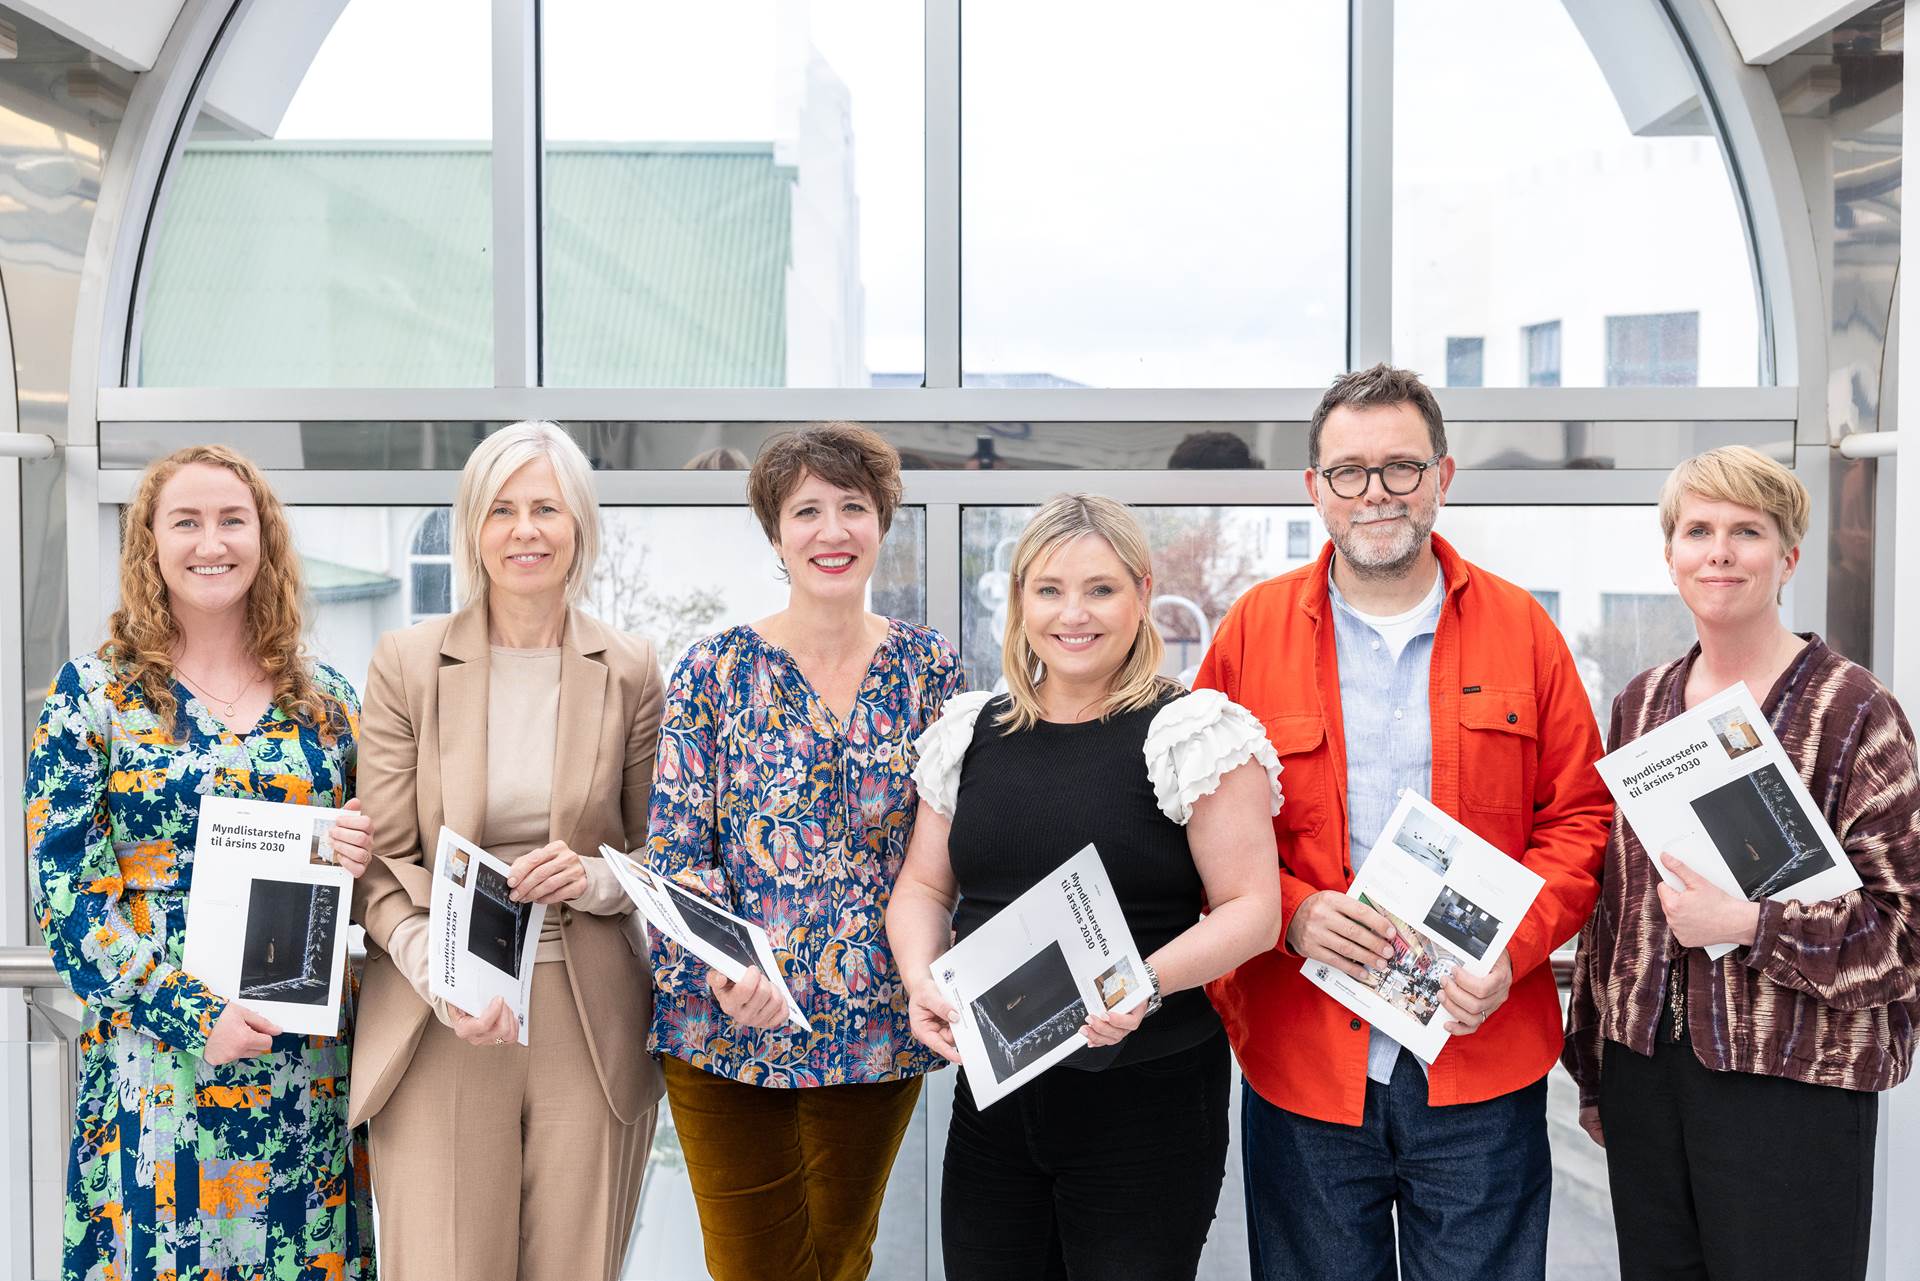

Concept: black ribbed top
[[947, 691, 1220, 1069]]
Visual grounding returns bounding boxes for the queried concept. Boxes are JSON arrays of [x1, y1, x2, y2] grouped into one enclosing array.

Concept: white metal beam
[[925, 0, 961, 389], [1712, 0, 1880, 64], [1348, 0, 1392, 368], [492, 0, 539, 388], [6, 0, 182, 72]]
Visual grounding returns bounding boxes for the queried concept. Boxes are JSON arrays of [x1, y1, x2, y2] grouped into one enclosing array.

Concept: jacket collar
[[439, 599, 612, 663]]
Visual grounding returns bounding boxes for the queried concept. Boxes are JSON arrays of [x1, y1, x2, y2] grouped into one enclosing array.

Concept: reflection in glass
[[961, 0, 1345, 386], [103, 419, 1796, 475], [1393, 0, 1759, 387], [543, 0, 923, 386], [136, 0, 493, 386]]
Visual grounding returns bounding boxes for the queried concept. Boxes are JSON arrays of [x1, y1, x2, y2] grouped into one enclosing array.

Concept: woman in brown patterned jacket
[[1565, 445, 1920, 1281]]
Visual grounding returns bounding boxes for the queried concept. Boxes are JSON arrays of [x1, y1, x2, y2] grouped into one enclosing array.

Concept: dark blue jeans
[[1242, 1053, 1551, 1281]]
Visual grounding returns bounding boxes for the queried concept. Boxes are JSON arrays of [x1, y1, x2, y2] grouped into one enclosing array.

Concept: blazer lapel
[[437, 605, 491, 845], [550, 607, 609, 845]]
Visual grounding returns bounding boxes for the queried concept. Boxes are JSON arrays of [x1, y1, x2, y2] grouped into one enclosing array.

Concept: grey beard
[[1332, 508, 1434, 580]]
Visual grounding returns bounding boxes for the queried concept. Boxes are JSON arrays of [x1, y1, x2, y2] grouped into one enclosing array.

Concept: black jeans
[[941, 1029, 1231, 1281], [1598, 1026, 1877, 1281]]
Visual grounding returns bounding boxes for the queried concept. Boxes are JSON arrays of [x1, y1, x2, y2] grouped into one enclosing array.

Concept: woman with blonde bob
[[1565, 446, 1920, 1281], [887, 493, 1285, 1281], [352, 422, 666, 1281], [26, 445, 378, 1279]]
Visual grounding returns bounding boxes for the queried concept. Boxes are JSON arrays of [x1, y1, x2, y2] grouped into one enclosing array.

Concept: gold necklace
[[176, 664, 262, 719]]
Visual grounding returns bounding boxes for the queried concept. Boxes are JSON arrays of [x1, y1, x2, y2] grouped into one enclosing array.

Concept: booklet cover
[[181, 796, 353, 1037], [1594, 681, 1859, 959], [428, 827, 544, 1045], [1302, 793, 1546, 1063], [598, 844, 808, 1030], [929, 844, 1151, 1109]]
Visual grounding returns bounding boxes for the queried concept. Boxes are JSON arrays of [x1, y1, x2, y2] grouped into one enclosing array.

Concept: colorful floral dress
[[25, 654, 376, 1281], [646, 619, 964, 1086]]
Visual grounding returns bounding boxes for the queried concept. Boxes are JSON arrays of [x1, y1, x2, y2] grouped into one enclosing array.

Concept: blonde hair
[[1658, 445, 1811, 552], [107, 445, 342, 741], [998, 494, 1176, 733], [453, 422, 602, 608]]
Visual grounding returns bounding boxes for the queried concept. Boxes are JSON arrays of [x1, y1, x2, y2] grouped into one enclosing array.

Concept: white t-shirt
[[1341, 567, 1446, 660]]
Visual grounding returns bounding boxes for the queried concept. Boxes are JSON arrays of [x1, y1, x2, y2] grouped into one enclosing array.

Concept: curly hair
[[106, 445, 341, 740]]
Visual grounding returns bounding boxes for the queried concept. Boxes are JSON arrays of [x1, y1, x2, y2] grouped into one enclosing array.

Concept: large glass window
[[136, 0, 493, 386], [1607, 311, 1701, 386], [1392, 0, 1760, 387], [960, 0, 1346, 387], [542, 1, 923, 386]]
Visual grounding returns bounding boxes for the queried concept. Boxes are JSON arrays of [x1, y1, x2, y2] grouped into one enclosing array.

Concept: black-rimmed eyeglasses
[[1316, 454, 1445, 499]]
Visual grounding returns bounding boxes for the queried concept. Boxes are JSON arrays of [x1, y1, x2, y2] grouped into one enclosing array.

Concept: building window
[[409, 508, 454, 623], [1445, 337, 1484, 388], [1286, 520, 1312, 560], [1606, 311, 1700, 386], [1522, 320, 1561, 387], [1529, 590, 1561, 626]]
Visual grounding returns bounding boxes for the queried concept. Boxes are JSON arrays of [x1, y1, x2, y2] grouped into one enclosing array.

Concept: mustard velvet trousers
[[661, 1055, 922, 1281]]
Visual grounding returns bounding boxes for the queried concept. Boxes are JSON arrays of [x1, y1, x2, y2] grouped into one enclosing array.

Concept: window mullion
[[1349, 0, 1393, 369]]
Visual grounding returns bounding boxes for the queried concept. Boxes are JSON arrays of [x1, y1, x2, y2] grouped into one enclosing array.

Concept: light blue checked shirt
[[1328, 566, 1446, 1083]]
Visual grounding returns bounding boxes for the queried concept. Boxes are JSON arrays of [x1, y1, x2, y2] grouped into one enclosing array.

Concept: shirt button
[[1393, 708, 1403, 720], [1370, 640, 1380, 651], [1350, 1018, 1363, 1031]]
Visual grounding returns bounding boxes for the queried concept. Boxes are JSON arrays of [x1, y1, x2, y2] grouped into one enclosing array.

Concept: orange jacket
[[1195, 534, 1609, 1125]]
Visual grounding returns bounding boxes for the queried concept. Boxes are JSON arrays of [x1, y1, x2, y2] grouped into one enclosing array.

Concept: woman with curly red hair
[[25, 445, 378, 1280]]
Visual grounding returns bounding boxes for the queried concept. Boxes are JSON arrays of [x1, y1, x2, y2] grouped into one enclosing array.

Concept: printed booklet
[[598, 843, 807, 1030], [428, 827, 544, 1044], [1302, 793, 1545, 1063], [929, 844, 1151, 1108], [181, 796, 353, 1037], [1595, 682, 1858, 959]]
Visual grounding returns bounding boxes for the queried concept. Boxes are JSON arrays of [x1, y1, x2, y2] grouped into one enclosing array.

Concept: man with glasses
[[1194, 364, 1609, 1281]]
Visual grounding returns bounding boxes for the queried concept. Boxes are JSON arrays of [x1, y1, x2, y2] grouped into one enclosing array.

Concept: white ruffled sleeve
[[1144, 689, 1284, 826], [911, 689, 996, 819]]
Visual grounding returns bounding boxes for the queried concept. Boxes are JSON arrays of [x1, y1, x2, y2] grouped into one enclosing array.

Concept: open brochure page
[[428, 827, 544, 1045], [598, 844, 807, 1030], [1594, 681, 1858, 960], [181, 796, 352, 1037], [1302, 793, 1546, 1063], [930, 844, 1150, 1109]]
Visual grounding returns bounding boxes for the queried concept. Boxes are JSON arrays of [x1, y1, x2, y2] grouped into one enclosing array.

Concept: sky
[[243, 0, 1753, 388]]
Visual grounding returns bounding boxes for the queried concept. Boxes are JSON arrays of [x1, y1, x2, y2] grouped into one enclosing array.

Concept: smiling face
[[772, 471, 882, 603], [152, 462, 262, 621], [1666, 492, 1798, 629], [478, 456, 578, 605], [1020, 533, 1149, 694], [1306, 401, 1453, 581]]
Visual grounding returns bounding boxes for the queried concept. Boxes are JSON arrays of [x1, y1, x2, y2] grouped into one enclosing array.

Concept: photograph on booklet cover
[[1096, 957, 1142, 1010], [1423, 885, 1502, 961], [1709, 707, 1763, 760], [238, 878, 342, 1006], [1393, 805, 1458, 877], [1351, 895, 1455, 1027], [309, 815, 341, 866], [1690, 764, 1836, 899], [669, 887, 763, 973], [972, 942, 1086, 1081], [469, 864, 531, 979]]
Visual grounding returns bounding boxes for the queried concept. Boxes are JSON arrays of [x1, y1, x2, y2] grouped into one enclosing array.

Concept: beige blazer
[[348, 604, 666, 1128]]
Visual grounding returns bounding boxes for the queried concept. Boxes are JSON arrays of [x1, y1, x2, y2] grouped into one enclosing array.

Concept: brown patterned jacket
[[1564, 635, 1920, 1106]]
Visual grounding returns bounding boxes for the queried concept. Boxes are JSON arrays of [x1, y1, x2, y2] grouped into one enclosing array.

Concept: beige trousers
[[368, 963, 656, 1281]]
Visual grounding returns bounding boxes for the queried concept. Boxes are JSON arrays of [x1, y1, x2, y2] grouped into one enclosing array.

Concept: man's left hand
[[1440, 951, 1513, 1036]]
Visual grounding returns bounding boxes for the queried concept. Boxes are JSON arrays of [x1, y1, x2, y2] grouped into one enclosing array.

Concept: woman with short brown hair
[[647, 421, 961, 1281]]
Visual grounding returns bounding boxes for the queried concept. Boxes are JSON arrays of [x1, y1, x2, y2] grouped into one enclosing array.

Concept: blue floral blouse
[[646, 619, 964, 1087]]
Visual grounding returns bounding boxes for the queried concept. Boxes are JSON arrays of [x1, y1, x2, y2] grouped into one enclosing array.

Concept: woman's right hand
[[203, 1002, 282, 1065], [1578, 1105, 1604, 1148], [448, 996, 518, 1047], [707, 966, 790, 1030], [905, 979, 963, 1063]]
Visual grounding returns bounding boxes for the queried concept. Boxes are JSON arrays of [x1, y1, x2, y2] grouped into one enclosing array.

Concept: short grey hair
[[453, 421, 601, 607], [1307, 363, 1448, 468]]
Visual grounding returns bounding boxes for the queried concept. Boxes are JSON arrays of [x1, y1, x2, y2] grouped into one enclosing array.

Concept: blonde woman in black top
[[885, 493, 1284, 1281]]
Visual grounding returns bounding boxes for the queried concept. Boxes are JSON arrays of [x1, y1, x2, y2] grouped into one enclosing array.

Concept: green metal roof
[[303, 554, 400, 603], [138, 142, 794, 388]]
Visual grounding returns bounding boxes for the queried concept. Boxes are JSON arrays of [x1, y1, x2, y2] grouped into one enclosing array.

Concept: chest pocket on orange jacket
[[1263, 713, 1329, 838], [1459, 688, 1538, 846]]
